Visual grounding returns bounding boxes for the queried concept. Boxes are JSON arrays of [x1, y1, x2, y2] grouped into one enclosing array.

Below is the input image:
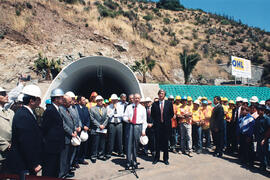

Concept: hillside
[[0, 0, 270, 90]]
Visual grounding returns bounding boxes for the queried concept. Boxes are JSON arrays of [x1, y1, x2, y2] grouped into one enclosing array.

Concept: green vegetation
[[163, 17, 170, 24], [143, 14, 153, 21], [131, 58, 156, 83], [179, 49, 201, 84], [157, 0, 184, 11]]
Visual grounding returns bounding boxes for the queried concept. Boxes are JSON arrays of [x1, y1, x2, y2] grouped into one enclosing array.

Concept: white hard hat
[[145, 97, 152, 102], [140, 97, 145, 102], [80, 130, 89, 142], [242, 98, 248, 103], [0, 87, 6, 92], [51, 88, 64, 97], [22, 84, 41, 98], [259, 101, 265, 105], [250, 96, 259, 103], [194, 100, 200, 105], [17, 94, 24, 102], [95, 95, 103, 101], [236, 97, 243, 102], [71, 136, 81, 146], [140, 136, 149, 145], [168, 95, 174, 99], [110, 94, 118, 100], [65, 91, 76, 98]]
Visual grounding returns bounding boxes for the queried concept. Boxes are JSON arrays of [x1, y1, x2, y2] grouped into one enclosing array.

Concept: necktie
[[114, 108, 118, 123], [132, 105, 137, 124], [161, 101, 164, 123], [99, 107, 103, 116], [147, 108, 151, 117]]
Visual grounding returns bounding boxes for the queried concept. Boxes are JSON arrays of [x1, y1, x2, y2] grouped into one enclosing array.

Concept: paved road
[[74, 151, 269, 180]]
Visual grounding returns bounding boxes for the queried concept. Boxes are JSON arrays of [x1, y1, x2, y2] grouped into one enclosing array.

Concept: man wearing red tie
[[123, 93, 147, 170], [151, 89, 174, 165]]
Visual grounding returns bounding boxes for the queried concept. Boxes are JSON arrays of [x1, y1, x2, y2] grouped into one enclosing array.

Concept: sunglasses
[[0, 91, 7, 97]]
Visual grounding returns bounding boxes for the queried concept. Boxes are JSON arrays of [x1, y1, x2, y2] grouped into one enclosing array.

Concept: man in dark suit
[[151, 89, 174, 165], [89, 95, 109, 163], [6, 85, 43, 175], [76, 96, 90, 165], [210, 96, 225, 157], [42, 88, 65, 178]]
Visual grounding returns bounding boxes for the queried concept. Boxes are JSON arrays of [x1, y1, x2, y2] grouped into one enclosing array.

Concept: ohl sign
[[231, 56, 251, 78]]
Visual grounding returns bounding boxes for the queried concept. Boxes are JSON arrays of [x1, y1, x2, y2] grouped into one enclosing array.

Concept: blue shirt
[[237, 113, 255, 137]]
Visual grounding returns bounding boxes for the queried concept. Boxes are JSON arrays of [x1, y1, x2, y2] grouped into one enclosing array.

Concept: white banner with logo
[[231, 56, 252, 78]]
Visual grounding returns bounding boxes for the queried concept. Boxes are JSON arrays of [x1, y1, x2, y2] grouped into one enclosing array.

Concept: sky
[[155, 0, 270, 32]]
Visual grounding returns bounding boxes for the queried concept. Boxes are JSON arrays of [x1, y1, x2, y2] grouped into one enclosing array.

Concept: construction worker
[[177, 96, 192, 156], [222, 97, 229, 149], [0, 87, 14, 173], [192, 100, 203, 154], [86, 92, 97, 109], [6, 84, 43, 175], [201, 100, 212, 150], [168, 95, 178, 153], [226, 100, 236, 153], [187, 96, 193, 110], [250, 96, 259, 106]]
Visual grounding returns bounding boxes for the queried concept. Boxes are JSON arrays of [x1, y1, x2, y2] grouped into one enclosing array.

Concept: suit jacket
[[59, 106, 76, 144], [7, 106, 43, 173], [151, 100, 174, 133], [76, 104, 90, 128], [42, 104, 65, 154], [69, 105, 82, 128], [89, 106, 109, 134], [210, 103, 225, 131]]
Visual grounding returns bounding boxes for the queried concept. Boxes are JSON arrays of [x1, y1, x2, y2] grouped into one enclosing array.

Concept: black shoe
[[65, 172, 75, 178], [152, 159, 158, 164], [106, 155, 111, 160], [196, 149, 202, 154], [79, 160, 89, 165], [125, 164, 131, 170], [164, 161, 169, 165], [70, 167, 76, 171], [90, 159, 96, 163], [217, 152, 223, 157], [118, 153, 125, 158]]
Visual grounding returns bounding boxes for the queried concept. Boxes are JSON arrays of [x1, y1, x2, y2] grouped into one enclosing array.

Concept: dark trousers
[[169, 127, 179, 149], [91, 133, 106, 159], [202, 129, 211, 148], [107, 123, 123, 155], [59, 144, 73, 178], [227, 121, 238, 152], [78, 140, 88, 163], [145, 128, 155, 153], [192, 125, 202, 150], [223, 120, 227, 148], [256, 139, 268, 168], [154, 125, 169, 162], [126, 123, 142, 165], [42, 153, 60, 178], [239, 134, 254, 165], [71, 146, 79, 166], [212, 130, 224, 154]]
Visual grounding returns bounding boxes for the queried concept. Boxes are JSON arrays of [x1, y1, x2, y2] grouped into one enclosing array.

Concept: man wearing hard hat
[[42, 88, 65, 178], [106, 94, 125, 159], [6, 84, 43, 175], [89, 95, 109, 163], [86, 92, 98, 109], [0, 87, 14, 173], [226, 100, 236, 153]]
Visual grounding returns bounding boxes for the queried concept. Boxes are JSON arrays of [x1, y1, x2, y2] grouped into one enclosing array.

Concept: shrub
[[103, 0, 119, 10], [229, 39, 236, 46], [215, 59, 223, 64], [163, 17, 170, 24], [123, 10, 137, 21], [170, 39, 178, 46], [220, 19, 230, 25], [143, 14, 153, 21], [157, 0, 184, 11], [241, 46, 248, 52], [26, 2, 32, 9]]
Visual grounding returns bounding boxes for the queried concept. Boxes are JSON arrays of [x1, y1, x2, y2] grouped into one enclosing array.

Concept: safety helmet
[[90, 92, 98, 97], [250, 96, 259, 103], [187, 96, 192, 101], [65, 91, 75, 98], [71, 136, 81, 146], [242, 98, 248, 103], [229, 100, 235, 104], [202, 100, 208, 105], [140, 136, 149, 145], [51, 88, 64, 97], [181, 96, 187, 100], [17, 94, 24, 102], [140, 98, 145, 102], [175, 96, 181, 100], [145, 97, 152, 102], [45, 99, 52, 105], [259, 101, 265, 105], [236, 97, 243, 102], [104, 99, 109, 103], [80, 131, 89, 142], [194, 100, 200, 105], [22, 84, 41, 98], [0, 87, 6, 92], [95, 95, 104, 101], [110, 94, 118, 100], [168, 95, 174, 100]]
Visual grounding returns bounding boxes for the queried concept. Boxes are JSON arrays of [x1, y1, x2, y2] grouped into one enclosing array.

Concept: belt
[[110, 122, 122, 125]]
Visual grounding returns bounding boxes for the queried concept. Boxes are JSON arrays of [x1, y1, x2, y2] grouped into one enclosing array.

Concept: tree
[[157, 0, 184, 11], [179, 49, 201, 84], [261, 62, 270, 85], [131, 58, 156, 83]]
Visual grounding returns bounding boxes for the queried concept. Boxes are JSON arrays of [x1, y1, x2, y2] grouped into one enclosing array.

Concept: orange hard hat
[[90, 92, 98, 97]]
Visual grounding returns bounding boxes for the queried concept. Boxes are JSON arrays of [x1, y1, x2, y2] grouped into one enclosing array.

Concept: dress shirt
[[107, 103, 123, 123]]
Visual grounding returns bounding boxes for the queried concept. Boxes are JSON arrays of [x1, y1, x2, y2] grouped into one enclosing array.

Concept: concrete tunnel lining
[[42, 56, 142, 106]]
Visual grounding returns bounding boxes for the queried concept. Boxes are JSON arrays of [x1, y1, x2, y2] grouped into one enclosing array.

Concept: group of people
[[0, 82, 269, 179]]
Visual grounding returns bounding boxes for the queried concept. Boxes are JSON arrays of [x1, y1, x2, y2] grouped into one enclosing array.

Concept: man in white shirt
[[106, 94, 124, 159], [123, 93, 147, 170]]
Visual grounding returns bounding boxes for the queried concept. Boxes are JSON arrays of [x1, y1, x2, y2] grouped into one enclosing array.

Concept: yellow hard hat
[[221, 97, 224, 101], [109, 98, 111, 102], [229, 100, 235, 104], [175, 96, 181, 100], [201, 96, 207, 100], [187, 96, 192, 101], [224, 97, 228, 102]]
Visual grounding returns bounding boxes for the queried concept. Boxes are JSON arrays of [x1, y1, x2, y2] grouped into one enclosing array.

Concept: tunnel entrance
[[42, 56, 142, 104]]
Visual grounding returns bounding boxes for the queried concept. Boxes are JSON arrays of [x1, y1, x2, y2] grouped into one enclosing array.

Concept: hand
[[76, 127, 81, 132], [141, 132, 146, 136], [72, 131, 77, 137], [261, 139, 265, 145], [128, 118, 132, 123], [99, 125, 105, 130], [84, 126, 89, 131], [173, 115, 176, 119], [113, 104, 117, 109], [34, 165, 42, 173], [7, 143, 11, 150], [147, 123, 153, 128]]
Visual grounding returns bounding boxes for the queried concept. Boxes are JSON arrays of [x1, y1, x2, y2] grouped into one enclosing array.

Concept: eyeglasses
[[0, 91, 7, 97]]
